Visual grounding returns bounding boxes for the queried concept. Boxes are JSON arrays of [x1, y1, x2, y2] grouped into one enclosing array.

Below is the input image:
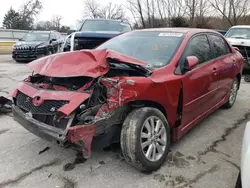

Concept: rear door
[[180, 34, 218, 128], [208, 34, 235, 102]]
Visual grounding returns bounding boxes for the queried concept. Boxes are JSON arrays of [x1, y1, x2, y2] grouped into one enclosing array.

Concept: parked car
[[11, 28, 243, 172], [12, 30, 64, 62], [215, 29, 228, 35], [62, 19, 132, 51], [225, 25, 250, 72], [235, 121, 250, 188]]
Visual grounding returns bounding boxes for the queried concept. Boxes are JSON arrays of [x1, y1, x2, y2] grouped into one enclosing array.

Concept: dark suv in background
[[12, 30, 64, 63], [63, 19, 132, 51]]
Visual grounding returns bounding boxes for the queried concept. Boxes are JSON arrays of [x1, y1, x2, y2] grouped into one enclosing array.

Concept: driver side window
[[182, 34, 213, 65]]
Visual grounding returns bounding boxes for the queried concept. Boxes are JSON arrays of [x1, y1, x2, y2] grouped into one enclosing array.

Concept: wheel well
[[236, 73, 241, 89], [129, 100, 167, 117]]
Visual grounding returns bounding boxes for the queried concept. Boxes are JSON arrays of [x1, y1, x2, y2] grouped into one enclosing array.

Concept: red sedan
[[11, 28, 243, 172]]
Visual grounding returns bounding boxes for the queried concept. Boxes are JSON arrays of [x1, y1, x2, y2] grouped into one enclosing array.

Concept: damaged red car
[[11, 28, 243, 172]]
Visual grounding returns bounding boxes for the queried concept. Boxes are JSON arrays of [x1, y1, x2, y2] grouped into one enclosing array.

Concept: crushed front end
[[11, 49, 151, 158]]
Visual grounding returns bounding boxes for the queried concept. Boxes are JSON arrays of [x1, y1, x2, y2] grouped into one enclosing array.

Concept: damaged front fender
[[67, 125, 96, 158]]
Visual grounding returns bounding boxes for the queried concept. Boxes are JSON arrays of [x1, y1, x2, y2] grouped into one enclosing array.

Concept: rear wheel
[[223, 78, 239, 109], [120, 107, 170, 172], [244, 75, 250, 82]]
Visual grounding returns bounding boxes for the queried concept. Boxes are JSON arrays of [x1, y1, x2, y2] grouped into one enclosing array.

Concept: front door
[[179, 34, 218, 129]]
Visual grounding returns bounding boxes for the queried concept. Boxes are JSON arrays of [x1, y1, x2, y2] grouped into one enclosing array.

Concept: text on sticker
[[158, 33, 183, 37]]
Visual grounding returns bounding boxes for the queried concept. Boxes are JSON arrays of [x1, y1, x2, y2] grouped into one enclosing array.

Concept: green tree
[[2, 7, 21, 29]]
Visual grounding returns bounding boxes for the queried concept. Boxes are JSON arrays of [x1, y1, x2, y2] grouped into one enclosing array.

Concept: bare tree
[[185, 0, 198, 26], [166, 0, 187, 18], [127, 0, 146, 28], [210, 0, 250, 25], [52, 15, 63, 31], [127, 0, 188, 28], [100, 3, 125, 19], [19, 0, 43, 29], [83, 0, 125, 19], [84, 0, 100, 18]]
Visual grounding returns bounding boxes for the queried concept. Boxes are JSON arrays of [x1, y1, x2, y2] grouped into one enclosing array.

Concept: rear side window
[[209, 34, 230, 57], [182, 34, 213, 64]]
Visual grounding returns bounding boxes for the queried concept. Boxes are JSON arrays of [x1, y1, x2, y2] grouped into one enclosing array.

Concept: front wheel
[[120, 107, 170, 172], [223, 78, 239, 109]]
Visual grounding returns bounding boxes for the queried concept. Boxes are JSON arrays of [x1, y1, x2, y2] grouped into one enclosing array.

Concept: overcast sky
[[0, 0, 128, 29]]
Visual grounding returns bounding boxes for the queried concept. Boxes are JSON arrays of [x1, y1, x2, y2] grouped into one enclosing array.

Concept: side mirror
[[50, 38, 57, 43], [182, 56, 199, 73]]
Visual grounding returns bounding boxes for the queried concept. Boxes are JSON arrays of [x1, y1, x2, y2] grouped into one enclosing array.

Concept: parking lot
[[0, 54, 249, 188]]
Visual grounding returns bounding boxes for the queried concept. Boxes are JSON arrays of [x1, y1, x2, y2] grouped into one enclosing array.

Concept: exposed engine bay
[[11, 49, 154, 160]]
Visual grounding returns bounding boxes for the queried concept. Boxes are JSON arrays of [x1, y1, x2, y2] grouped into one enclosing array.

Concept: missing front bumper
[[12, 105, 67, 145], [12, 105, 96, 158]]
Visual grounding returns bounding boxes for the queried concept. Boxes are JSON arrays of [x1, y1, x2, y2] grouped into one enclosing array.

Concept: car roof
[[230, 25, 250, 28], [85, 18, 130, 24], [134, 27, 219, 35]]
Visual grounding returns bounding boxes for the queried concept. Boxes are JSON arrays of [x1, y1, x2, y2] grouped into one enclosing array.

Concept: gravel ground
[[0, 55, 249, 188]]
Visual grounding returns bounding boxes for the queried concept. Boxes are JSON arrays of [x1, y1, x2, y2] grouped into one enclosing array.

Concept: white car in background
[[236, 121, 250, 188], [225, 25, 250, 82]]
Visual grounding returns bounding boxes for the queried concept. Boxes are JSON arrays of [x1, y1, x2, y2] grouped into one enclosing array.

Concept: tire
[[47, 50, 53, 55], [120, 107, 170, 172], [223, 78, 239, 109], [15, 60, 29, 63], [235, 171, 242, 188], [244, 75, 250, 82]]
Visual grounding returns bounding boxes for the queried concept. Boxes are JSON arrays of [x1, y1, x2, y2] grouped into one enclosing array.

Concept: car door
[[50, 33, 58, 53], [208, 34, 235, 102], [56, 32, 63, 51], [180, 34, 218, 127]]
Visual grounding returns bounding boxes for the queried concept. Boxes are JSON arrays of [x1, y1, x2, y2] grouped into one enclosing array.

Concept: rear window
[[80, 20, 132, 32]]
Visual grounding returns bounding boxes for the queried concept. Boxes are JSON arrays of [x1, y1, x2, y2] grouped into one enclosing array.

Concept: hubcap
[[140, 116, 167, 162], [229, 80, 238, 105]]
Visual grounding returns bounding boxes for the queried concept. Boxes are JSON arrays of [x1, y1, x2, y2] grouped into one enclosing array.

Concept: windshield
[[80, 20, 131, 32], [96, 31, 184, 68], [21, 32, 49, 42], [225, 28, 250, 39]]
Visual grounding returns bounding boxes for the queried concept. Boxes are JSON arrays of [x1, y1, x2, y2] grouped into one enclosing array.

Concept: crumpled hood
[[27, 49, 148, 78], [14, 41, 48, 48]]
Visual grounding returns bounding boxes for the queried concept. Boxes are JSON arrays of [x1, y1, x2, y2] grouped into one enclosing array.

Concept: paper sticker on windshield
[[158, 33, 183, 37]]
